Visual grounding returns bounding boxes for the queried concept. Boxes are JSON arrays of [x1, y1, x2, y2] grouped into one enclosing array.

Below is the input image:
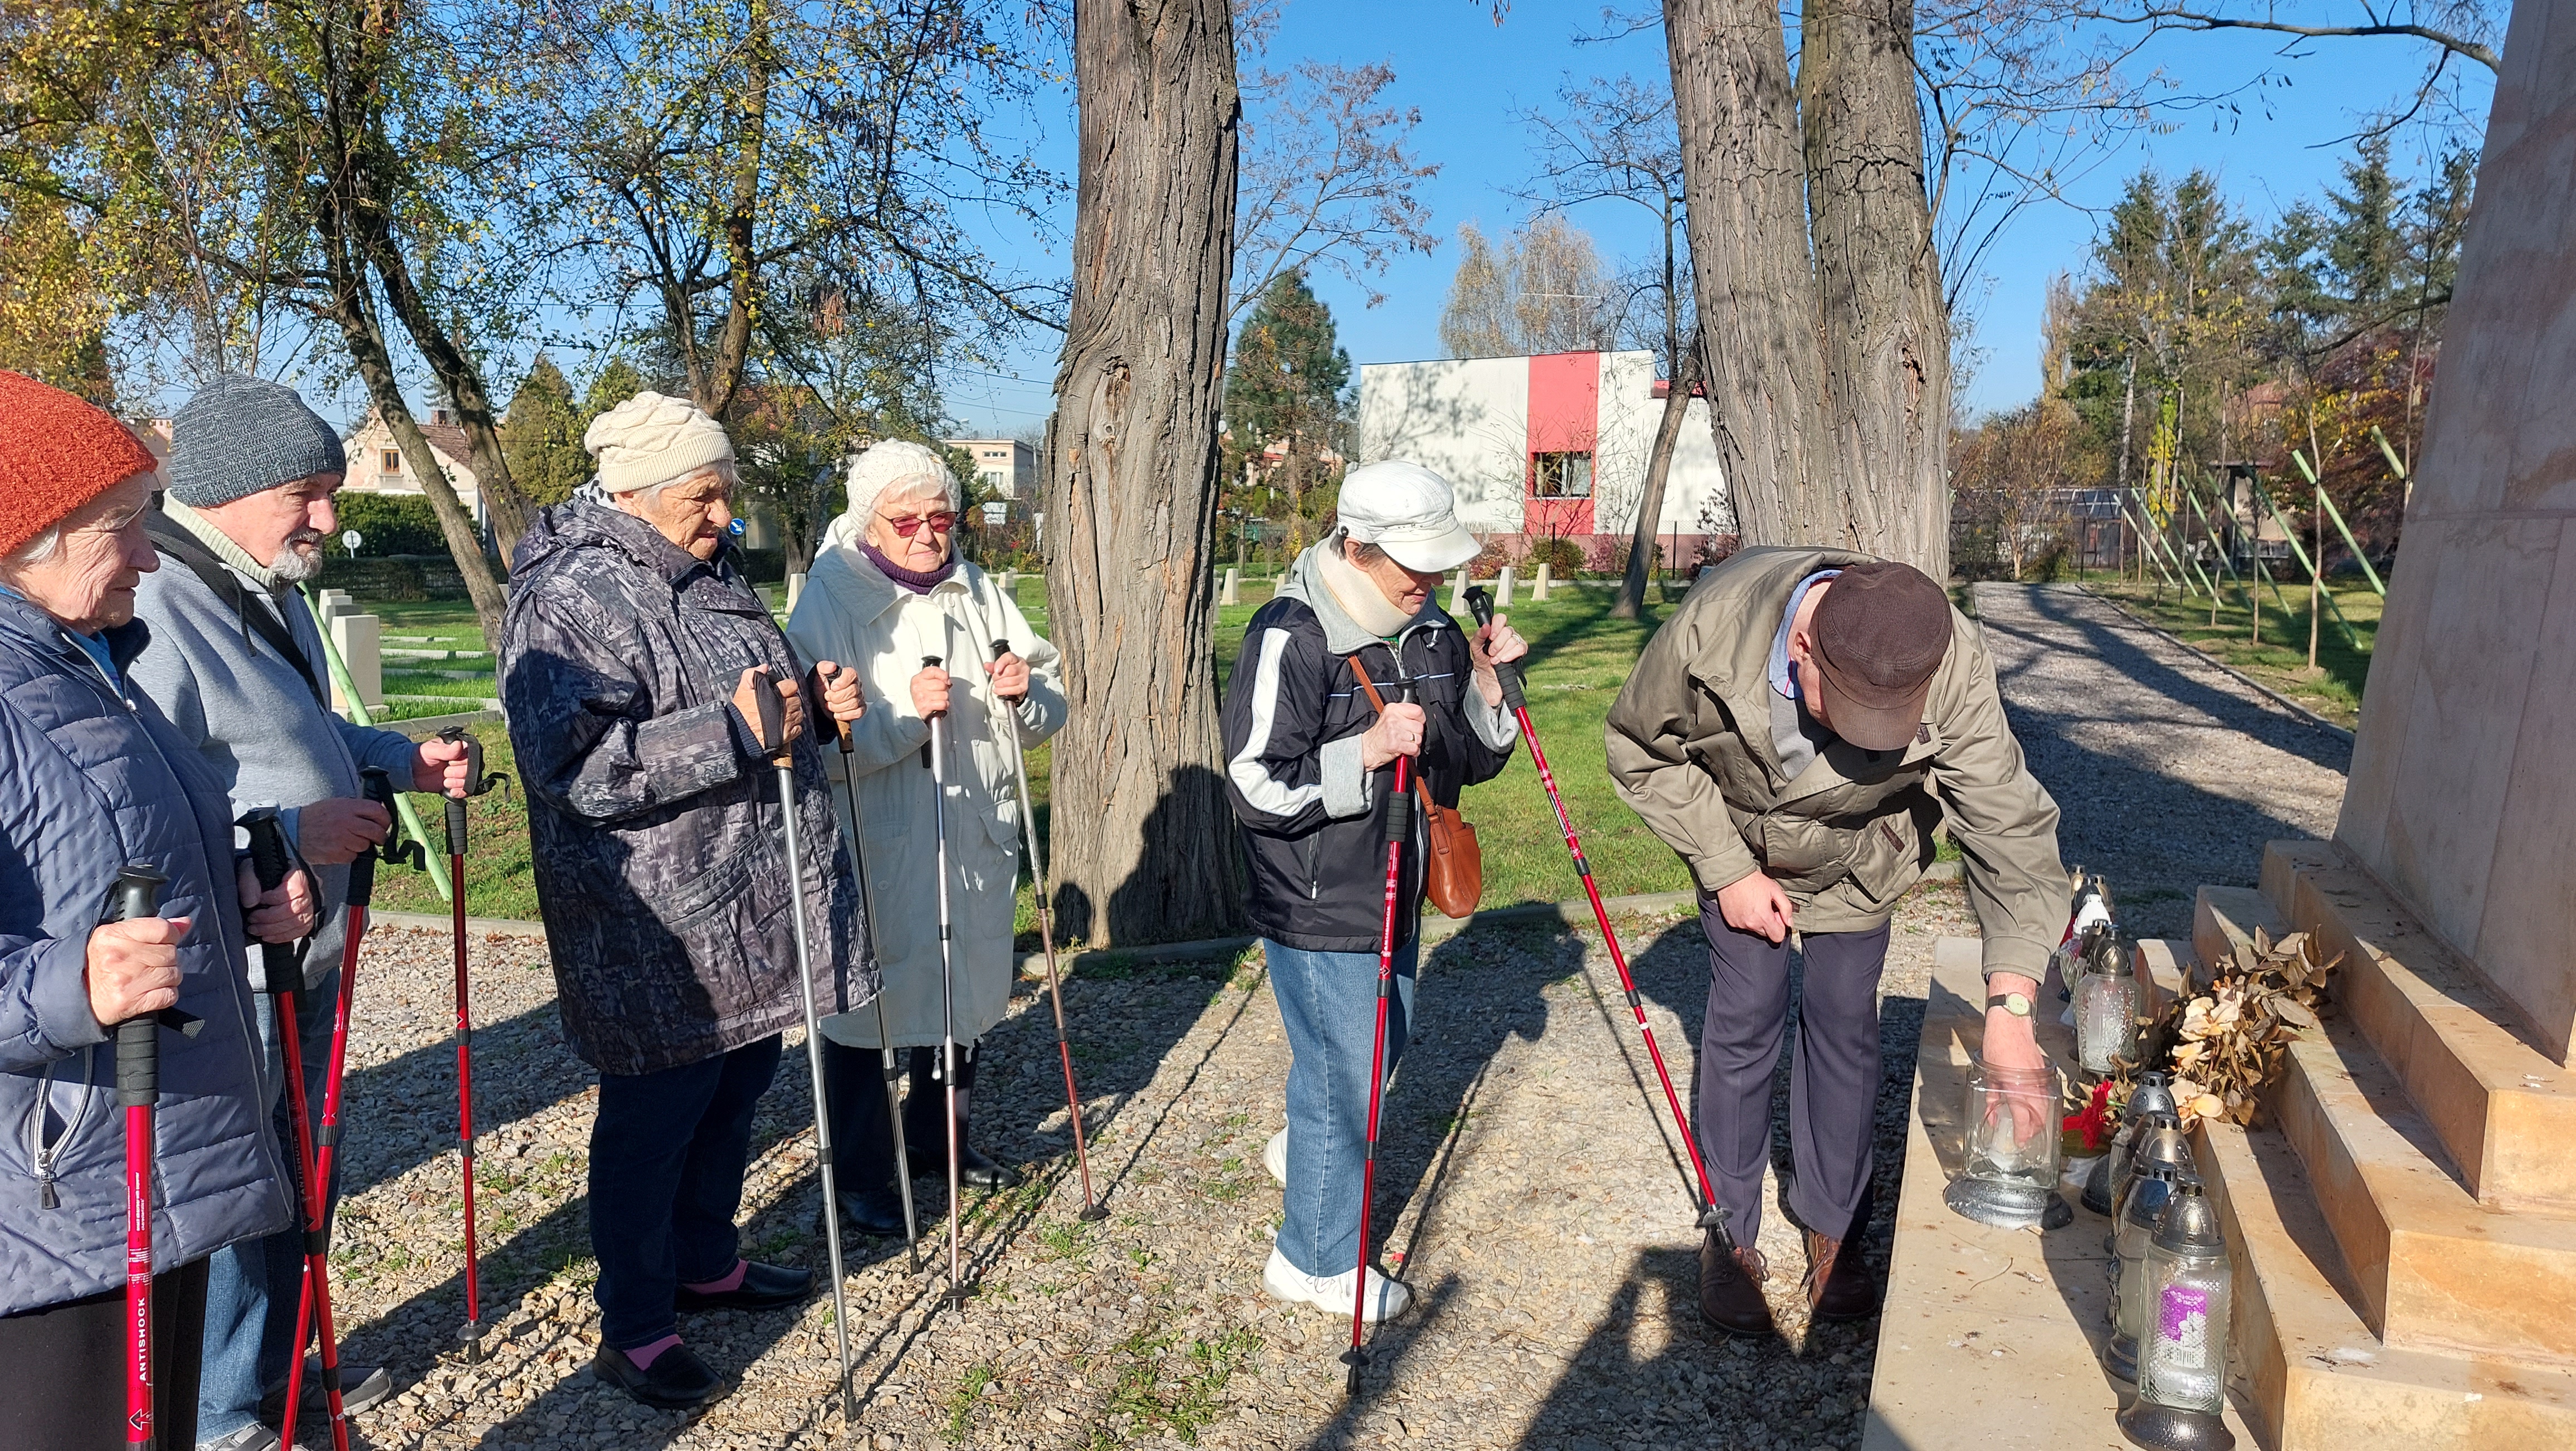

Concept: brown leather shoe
[[1803, 1230, 1879, 1321], [1698, 1231, 1775, 1337]]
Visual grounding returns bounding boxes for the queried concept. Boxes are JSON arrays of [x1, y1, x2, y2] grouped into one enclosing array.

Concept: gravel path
[[305, 883, 1973, 1451], [1972, 583, 2351, 940]]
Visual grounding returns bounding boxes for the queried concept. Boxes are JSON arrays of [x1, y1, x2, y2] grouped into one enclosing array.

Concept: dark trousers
[[589, 1035, 783, 1349], [0, 1258, 207, 1451], [1696, 902, 1892, 1249], [821, 1038, 980, 1197]]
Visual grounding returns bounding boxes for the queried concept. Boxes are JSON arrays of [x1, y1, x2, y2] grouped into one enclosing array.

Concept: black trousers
[[588, 1035, 783, 1349], [1696, 900, 1893, 1249], [821, 1038, 980, 1197], [0, 1257, 208, 1451]]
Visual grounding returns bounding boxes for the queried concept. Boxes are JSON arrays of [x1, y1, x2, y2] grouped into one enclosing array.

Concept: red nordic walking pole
[[109, 863, 199, 1451], [987, 638, 1104, 1221], [281, 768, 418, 1448], [240, 810, 354, 1451], [438, 727, 508, 1362], [1463, 585, 1733, 1243], [1343, 670, 1415, 1398]]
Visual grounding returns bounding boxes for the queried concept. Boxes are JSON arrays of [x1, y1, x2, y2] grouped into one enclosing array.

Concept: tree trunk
[[1612, 325, 1706, 619], [1663, 0, 1833, 551], [1041, 0, 1243, 947], [1801, 0, 1949, 577], [704, 0, 773, 421]]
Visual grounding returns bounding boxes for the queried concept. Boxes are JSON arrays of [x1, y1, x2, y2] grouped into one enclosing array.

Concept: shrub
[[328, 493, 446, 558], [1523, 534, 1586, 577]]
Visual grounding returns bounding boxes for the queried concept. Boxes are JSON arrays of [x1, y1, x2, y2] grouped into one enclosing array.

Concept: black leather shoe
[[828, 1183, 913, 1238], [905, 1138, 1025, 1191], [674, 1260, 814, 1313], [593, 1342, 728, 1410]]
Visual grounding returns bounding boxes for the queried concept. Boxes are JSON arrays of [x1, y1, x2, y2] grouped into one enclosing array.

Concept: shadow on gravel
[[335, 1001, 587, 1204]]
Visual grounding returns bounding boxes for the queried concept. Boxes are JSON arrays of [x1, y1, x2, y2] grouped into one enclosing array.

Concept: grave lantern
[[2106, 1120, 2192, 1381], [2119, 1180, 2236, 1450], [1943, 1056, 2071, 1229], [2089, 1073, 2178, 1215]]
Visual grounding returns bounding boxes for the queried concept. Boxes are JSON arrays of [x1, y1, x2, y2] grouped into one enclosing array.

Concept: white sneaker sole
[[1263, 1129, 1287, 1185]]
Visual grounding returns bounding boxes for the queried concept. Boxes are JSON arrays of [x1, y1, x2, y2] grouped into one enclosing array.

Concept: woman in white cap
[[1218, 459, 1527, 1322], [786, 439, 1063, 1235]]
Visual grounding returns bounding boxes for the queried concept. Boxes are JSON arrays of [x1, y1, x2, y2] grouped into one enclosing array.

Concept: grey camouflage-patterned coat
[[500, 501, 871, 1075]]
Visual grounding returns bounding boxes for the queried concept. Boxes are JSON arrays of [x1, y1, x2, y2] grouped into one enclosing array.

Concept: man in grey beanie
[[123, 372, 470, 1451]]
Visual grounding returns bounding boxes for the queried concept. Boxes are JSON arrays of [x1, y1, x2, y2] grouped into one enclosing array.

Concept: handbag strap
[[1345, 651, 1440, 815]]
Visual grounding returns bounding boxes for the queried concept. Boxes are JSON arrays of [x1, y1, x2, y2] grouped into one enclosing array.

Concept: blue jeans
[[1266, 937, 1419, 1280], [199, 971, 339, 1444], [589, 1035, 783, 1350]]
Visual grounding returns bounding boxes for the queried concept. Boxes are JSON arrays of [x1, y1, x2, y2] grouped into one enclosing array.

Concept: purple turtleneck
[[860, 540, 959, 595]]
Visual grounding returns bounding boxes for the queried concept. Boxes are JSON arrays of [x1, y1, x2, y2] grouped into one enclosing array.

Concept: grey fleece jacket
[[125, 508, 421, 990]]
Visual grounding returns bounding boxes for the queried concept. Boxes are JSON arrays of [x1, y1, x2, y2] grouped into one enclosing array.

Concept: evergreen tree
[[1224, 271, 1350, 546], [498, 353, 589, 506]]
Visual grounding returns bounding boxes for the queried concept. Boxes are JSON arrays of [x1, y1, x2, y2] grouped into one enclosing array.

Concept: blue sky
[[947, 0, 2496, 436]]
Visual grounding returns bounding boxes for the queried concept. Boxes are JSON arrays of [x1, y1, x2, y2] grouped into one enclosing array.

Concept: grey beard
[[270, 537, 326, 583]]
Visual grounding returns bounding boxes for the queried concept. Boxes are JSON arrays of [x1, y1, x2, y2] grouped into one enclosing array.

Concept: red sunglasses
[[880, 510, 958, 537]]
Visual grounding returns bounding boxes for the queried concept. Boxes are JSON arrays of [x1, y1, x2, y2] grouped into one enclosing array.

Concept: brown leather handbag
[[1348, 654, 1484, 918]]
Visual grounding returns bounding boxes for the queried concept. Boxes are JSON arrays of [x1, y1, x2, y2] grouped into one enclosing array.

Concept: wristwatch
[[1987, 991, 2032, 1018]]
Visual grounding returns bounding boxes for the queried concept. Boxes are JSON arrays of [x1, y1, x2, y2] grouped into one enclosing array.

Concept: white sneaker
[[1261, 1247, 1412, 1323], [1263, 1128, 1287, 1185]]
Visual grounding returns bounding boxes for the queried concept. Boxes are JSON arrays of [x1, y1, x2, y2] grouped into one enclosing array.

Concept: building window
[[381, 449, 402, 474], [1530, 451, 1593, 499]]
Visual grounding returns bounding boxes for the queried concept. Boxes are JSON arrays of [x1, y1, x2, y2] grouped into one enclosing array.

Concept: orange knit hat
[[0, 371, 162, 559]]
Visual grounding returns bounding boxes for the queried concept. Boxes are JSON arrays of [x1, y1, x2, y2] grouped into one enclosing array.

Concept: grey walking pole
[[752, 669, 858, 1426], [986, 637, 1104, 1220], [921, 654, 973, 1308], [833, 714, 922, 1269]]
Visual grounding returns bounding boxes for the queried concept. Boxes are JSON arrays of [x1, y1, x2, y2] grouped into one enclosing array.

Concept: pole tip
[[1077, 1202, 1109, 1223]]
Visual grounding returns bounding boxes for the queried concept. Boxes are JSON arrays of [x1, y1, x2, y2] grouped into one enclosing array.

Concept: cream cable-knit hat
[[582, 391, 735, 495]]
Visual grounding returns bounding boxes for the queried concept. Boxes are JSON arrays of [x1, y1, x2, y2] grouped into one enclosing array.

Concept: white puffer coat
[[786, 545, 1062, 1050]]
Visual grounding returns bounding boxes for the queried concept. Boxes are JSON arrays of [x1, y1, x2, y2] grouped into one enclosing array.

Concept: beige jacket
[[784, 546, 1063, 1049], [1604, 547, 2066, 981]]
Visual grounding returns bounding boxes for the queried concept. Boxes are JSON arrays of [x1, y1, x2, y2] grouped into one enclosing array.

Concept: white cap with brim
[[1336, 459, 1481, 573]]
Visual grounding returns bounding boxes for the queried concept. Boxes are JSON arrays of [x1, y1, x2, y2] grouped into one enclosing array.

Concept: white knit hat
[[844, 439, 959, 522], [582, 391, 735, 495]]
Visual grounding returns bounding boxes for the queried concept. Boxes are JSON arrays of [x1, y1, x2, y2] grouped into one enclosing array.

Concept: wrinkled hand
[[1359, 702, 1426, 771], [985, 651, 1030, 703], [809, 660, 865, 728], [413, 737, 470, 795], [1714, 870, 1794, 945], [910, 664, 952, 719], [85, 914, 191, 1028], [297, 797, 391, 866], [1469, 614, 1530, 709], [734, 666, 804, 754], [1980, 973, 2053, 1143], [237, 860, 318, 944]]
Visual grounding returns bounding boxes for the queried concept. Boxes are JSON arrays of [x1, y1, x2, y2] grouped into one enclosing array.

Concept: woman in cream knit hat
[[786, 439, 1062, 1236]]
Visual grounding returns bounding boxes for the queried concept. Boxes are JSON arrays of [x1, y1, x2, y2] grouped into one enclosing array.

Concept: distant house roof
[[348, 405, 476, 470]]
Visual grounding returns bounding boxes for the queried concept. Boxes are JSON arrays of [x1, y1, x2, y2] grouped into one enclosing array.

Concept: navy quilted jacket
[[0, 592, 292, 1317], [499, 501, 869, 1076]]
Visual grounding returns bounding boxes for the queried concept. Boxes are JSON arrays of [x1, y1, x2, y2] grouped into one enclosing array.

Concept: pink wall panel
[[1525, 352, 1600, 535]]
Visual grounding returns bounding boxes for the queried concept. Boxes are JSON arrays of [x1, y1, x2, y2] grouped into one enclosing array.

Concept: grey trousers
[[1695, 899, 1892, 1249]]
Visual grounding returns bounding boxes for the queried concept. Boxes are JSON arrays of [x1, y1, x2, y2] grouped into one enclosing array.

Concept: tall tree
[[1433, 216, 1618, 359], [1438, 221, 1518, 358], [1510, 71, 1699, 616], [1041, 0, 1242, 947], [499, 354, 589, 507], [1231, 56, 1441, 320], [1224, 271, 1350, 546]]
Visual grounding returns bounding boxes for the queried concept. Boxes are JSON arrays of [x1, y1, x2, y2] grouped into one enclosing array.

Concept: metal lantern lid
[[2131, 1118, 2191, 1179], [2129, 1073, 2179, 1122], [2154, 1180, 2224, 1258]]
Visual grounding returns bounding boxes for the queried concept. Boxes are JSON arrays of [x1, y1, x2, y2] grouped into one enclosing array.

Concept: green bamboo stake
[[2121, 501, 2184, 592], [303, 586, 451, 903], [2179, 481, 2240, 606], [2297, 447, 2388, 598], [2128, 495, 2193, 595], [2250, 478, 2362, 650]]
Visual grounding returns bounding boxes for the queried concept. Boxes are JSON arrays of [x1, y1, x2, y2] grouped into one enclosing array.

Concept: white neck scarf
[[1316, 541, 1416, 639]]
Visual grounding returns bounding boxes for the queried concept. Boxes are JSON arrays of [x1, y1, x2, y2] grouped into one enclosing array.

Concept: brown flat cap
[[1809, 561, 1950, 751]]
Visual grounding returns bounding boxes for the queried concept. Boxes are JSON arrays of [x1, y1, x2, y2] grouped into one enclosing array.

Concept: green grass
[[334, 573, 1696, 926], [2085, 575, 2381, 728]]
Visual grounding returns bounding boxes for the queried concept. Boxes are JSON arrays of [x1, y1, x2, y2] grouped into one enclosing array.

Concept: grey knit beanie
[[166, 373, 349, 508]]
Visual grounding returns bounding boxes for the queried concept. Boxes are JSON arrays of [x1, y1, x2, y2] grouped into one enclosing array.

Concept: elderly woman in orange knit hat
[[0, 372, 315, 1450]]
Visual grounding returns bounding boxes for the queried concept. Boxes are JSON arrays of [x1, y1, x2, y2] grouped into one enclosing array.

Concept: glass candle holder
[[2077, 967, 2142, 1075], [1944, 1056, 2070, 1229], [2119, 1181, 2237, 1451]]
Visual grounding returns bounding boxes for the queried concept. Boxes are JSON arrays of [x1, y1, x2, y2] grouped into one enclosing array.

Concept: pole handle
[[750, 664, 791, 762], [239, 809, 291, 893], [1462, 585, 1526, 713], [106, 865, 193, 1106], [919, 656, 944, 771]]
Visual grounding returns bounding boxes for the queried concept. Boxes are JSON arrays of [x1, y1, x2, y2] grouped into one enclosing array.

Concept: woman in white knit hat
[[785, 439, 1062, 1236], [499, 391, 871, 1409]]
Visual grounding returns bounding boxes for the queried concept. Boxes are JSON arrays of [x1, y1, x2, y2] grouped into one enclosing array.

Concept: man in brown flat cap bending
[[1606, 549, 2066, 1336]]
